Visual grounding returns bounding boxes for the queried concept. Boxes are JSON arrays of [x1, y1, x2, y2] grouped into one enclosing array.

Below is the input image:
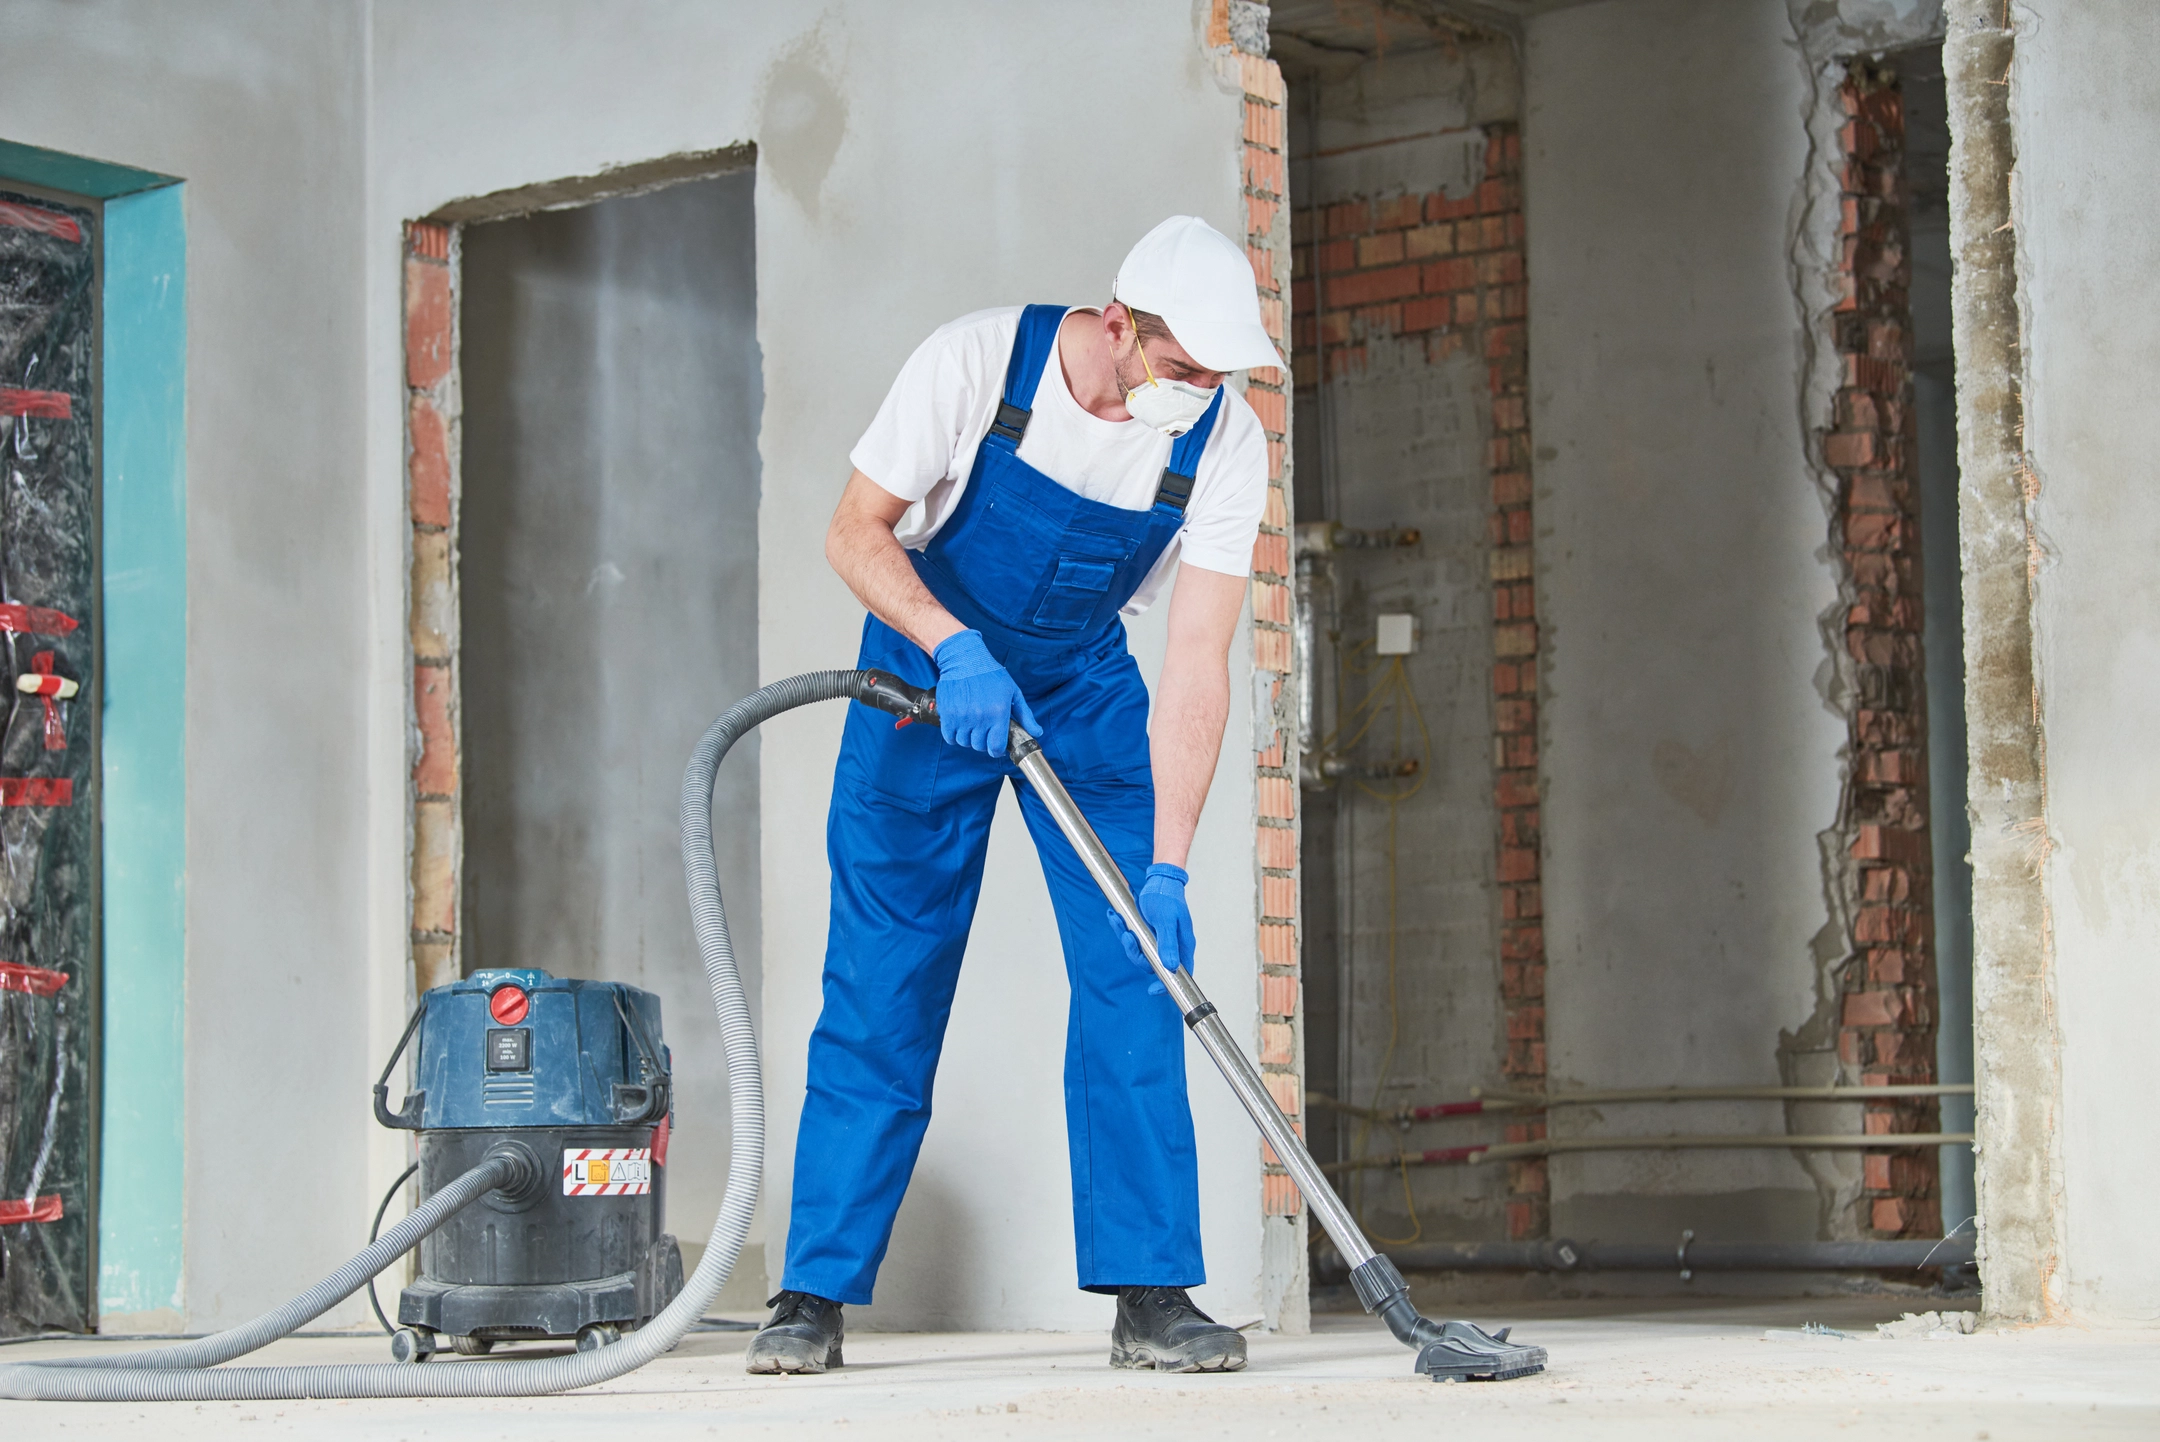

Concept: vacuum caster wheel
[[450, 1334, 495, 1356], [389, 1326, 436, 1364], [576, 1323, 621, 1352]]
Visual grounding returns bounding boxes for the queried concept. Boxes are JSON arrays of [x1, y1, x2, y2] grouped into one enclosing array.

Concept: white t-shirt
[[849, 306, 1269, 614]]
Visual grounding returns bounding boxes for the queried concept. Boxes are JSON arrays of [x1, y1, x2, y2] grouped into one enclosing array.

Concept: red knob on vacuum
[[489, 985, 529, 1025]]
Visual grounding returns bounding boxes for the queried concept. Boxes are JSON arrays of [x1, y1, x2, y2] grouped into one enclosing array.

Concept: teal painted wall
[[94, 182, 187, 1322]]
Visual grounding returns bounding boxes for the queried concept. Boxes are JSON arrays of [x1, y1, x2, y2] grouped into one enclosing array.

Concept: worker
[[745, 217, 1278, 1376]]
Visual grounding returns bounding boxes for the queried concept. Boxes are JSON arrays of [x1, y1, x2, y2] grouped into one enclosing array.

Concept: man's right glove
[[931, 629, 1042, 759], [1104, 863, 1196, 996]]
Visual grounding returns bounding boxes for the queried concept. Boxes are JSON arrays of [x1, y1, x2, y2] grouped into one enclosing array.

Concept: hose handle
[[855, 669, 940, 727]]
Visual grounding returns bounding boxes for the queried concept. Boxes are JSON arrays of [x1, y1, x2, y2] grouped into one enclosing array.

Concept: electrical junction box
[[1376, 613, 1419, 655]]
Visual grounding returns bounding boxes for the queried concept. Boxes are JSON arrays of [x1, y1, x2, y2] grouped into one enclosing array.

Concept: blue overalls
[[784, 305, 1228, 1304]]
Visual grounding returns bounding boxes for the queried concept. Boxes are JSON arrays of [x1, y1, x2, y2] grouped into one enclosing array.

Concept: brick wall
[[1228, 16, 1306, 1238], [1289, 127, 1549, 1239], [1826, 64, 1942, 1239], [405, 221, 461, 995]]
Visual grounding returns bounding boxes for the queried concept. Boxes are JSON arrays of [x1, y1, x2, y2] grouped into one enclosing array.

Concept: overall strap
[[985, 304, 1069, 450], [1151, 386, 1227, 515]]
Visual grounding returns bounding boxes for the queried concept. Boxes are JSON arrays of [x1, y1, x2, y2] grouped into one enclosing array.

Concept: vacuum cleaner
[[369, 968, 684, 1360], [0, 668, 1543, 1401]]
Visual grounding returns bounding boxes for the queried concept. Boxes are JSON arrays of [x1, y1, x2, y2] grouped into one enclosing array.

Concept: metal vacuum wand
[[1005, 721, 1544, 1382]]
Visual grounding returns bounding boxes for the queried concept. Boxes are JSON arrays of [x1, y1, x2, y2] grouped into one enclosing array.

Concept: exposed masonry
[[1824, 65, 1943, 1241], [1228, 32, 1305, 1231], [405, 221, 461, 995], [1287, 127, 1547, 1240]]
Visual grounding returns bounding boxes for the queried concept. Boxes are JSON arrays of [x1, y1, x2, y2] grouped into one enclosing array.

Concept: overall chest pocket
[[1033, 553, 1126, 631]]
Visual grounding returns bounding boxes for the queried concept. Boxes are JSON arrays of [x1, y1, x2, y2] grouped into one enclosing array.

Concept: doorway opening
[[451, 166, 763, 1296]]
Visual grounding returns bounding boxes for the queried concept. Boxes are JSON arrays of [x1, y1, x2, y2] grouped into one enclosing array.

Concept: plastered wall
[[0, 0, 1267, 1331], [1524, 0, 1853, 1243], [2006, 0, 2160, 1324]]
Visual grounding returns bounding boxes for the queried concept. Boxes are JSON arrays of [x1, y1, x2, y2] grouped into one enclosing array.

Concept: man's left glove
[[1104, 863, 1195, 996], [932, 629, 1043, 759]]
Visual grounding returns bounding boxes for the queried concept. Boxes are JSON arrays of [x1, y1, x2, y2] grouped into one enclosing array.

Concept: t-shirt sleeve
[[1173, 393, 1270, 577], [848, 322, 993, 503]]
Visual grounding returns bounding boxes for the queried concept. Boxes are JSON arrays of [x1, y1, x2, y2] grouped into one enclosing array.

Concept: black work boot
[[744, 1290, 844, 1374], [1109, 1286, 1248, 1372]]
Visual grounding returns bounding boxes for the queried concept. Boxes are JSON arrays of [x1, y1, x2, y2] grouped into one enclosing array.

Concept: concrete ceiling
[[1269, 0, 1609, 57]]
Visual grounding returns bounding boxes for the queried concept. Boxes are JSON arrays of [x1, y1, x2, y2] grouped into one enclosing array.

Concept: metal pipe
[[1323, 1131, 1974, 1174], [1318, 1237, 1976, 1275], [1011, 731, 1375, 1271], [1476, 1084, 1974, 1107]]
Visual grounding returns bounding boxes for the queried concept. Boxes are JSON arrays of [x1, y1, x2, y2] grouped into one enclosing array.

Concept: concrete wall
[[0, 0, 1265, 1331], [1524, 0, 1852, 1242], [457, 172, 763, 1302], [0, 0, 375, 1327], [2010, 0, 2160, 1324]]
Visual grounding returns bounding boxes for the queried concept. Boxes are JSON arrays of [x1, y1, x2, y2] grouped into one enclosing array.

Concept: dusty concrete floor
[[5, 1296, 2155, 1439]]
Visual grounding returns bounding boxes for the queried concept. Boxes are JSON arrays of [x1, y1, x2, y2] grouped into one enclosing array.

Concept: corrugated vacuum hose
[[0, 666, 1540, 1401]]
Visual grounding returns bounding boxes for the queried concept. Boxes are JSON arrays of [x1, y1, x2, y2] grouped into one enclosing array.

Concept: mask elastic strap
[[1126, 303, 1160, 390]]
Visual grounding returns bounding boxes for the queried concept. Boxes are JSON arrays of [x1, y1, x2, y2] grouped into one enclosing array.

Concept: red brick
[[1496, 697, 1535, 734], [1262, 874, 1297, 921], [1259, 922, 1296, 967], [1494, 622, 1537, 658], [1863, 1153, 1893, 1190], [413, 663, 456, 796], [1400, 295, 1452, 333], [1870, 1196, 1916, 1233], [1252, 578, 1291, 624], [1485, 323, 1526, 359], [1261, 972, 1299, 1017], [1258, 776, 1296, 821], [1245, 144, 1285, 197], [1262, 1171, 1303, 1217], [1254, 627, 1291, 672], [408, 395, 451, 528], [1496, 770, 1539, 808], [407, 221, 450, 262], [1246, 385, 1287, 434], [1247, 243, 1273, 292], [1252, 530, 1290, 576], [1499, 847, 1538, 883], [1328, 263, 1422, 307], [405, 257, 453, 389], [1500, 924, 1543, 961], [1260, 1020, 1295, 1065], [1426, 190, 1478, 223], [1265, 1073, 1301, 1115], [1825, 430, 1878, 468], [1843, 989, 1905, 1027], [1325, 199, 1370, 237], [1257, 823, 1297, 869], [1374, 194, 1423, 230], [1356, 231, 1406, 268], [1404, 224, 1454, 259], [1422, 256, 1476, 293]]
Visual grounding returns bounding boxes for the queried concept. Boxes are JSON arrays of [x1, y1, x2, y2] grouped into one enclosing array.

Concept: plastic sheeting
[[0, 188, 98, 1335]]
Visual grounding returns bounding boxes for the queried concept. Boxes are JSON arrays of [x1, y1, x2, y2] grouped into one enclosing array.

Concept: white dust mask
[[1123, 328, 1216, 437]]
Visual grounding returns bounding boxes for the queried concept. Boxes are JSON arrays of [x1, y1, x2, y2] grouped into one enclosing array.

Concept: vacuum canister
[[376, 967, 683, 1358]]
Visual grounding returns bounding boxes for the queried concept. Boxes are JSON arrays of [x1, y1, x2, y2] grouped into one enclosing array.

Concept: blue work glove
[[931, 629, 1042, 759], [1104, 863, 1195, 996]]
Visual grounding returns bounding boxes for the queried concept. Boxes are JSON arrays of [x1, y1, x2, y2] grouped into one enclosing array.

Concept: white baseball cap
[[1113, 215, 1281, 373]]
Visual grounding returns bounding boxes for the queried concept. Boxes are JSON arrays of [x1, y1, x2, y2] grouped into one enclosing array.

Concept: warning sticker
[[562, 1147, 653, 1197]]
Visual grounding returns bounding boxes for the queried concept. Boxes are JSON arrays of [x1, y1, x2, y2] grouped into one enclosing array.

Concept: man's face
[[1114, 305, 1227, 394]]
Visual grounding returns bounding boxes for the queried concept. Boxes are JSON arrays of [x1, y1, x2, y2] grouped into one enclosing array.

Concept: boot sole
[[1109, 1339, 1247, 1373], [744, 1338, 843, 1375]]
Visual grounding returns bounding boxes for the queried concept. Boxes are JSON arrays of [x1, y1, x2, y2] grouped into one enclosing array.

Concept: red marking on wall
[[0, 1194, 63, 1225], [0, 604, 78, 636], [0, 201, 82, 244], [30, 652, 67, 750], [0, 960, 68, 997], [0, 778, 72, 806], [0, 388, 73, 419]]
